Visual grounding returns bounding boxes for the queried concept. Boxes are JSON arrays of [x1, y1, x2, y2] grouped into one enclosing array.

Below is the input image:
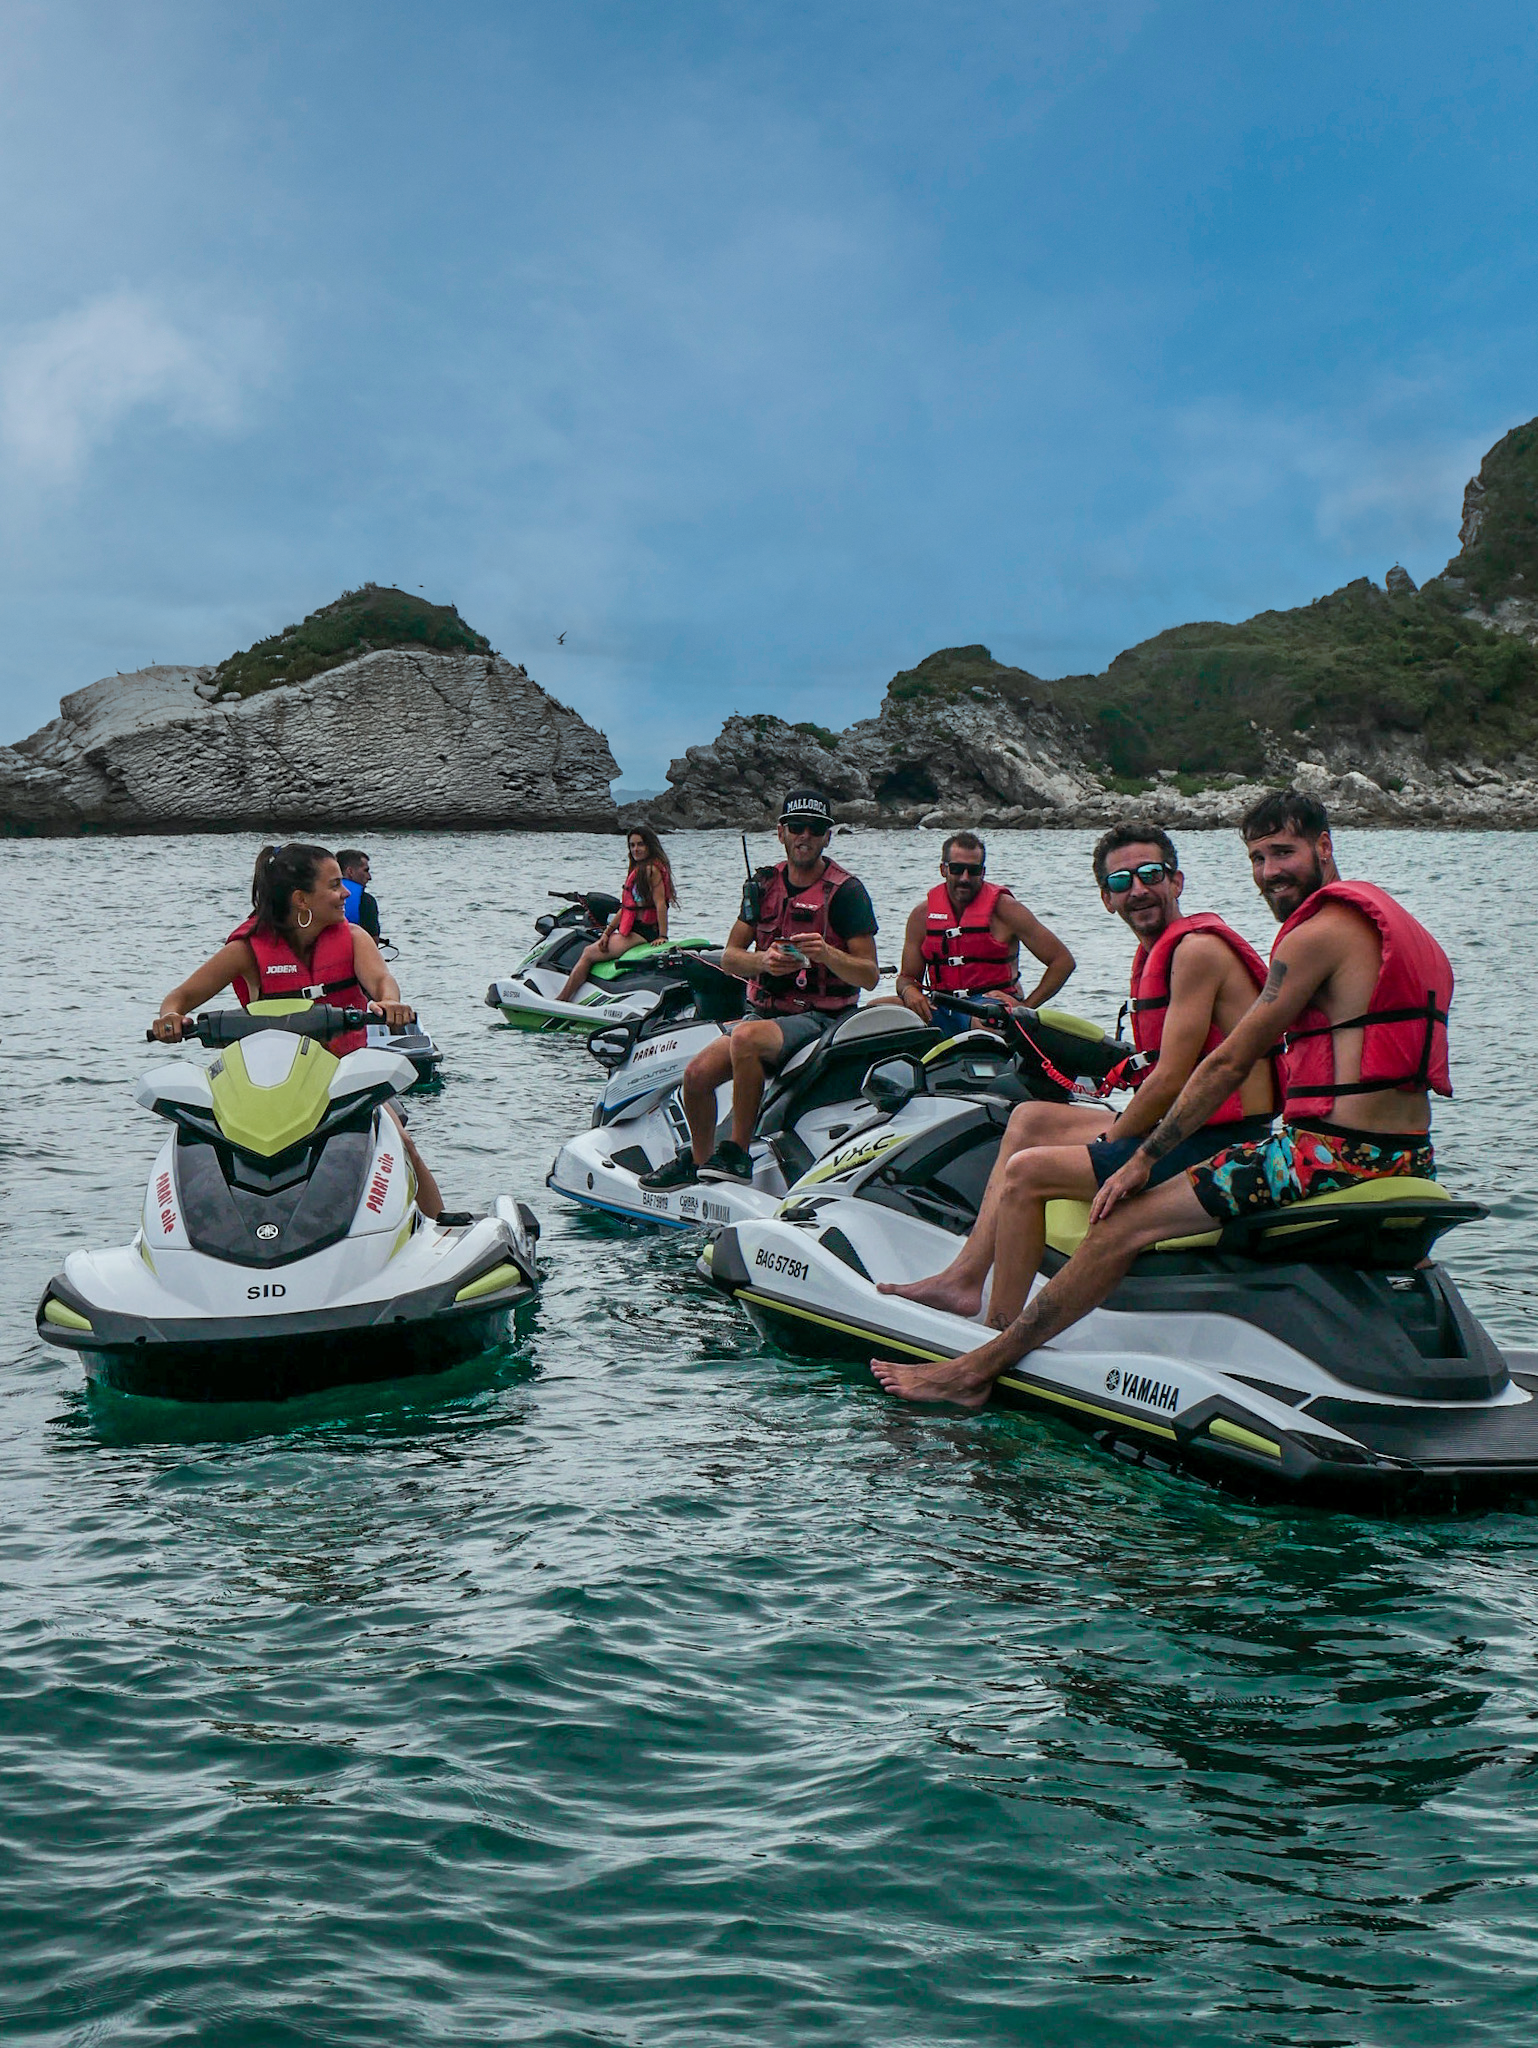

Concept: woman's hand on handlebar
[[150, 1012, 192, 1043], [369, 1000, 417, 1029], [896, 982, 933, 1025]]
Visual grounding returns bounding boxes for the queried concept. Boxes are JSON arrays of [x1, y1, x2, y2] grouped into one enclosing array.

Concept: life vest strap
[[1284, 989, 1445, 1098]]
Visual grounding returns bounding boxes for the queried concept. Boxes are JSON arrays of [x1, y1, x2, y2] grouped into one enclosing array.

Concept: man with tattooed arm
[[871, 790, 1456, 1410]]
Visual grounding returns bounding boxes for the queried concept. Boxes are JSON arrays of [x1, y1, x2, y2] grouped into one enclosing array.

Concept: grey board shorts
[[741, 1005, 841, 1067]]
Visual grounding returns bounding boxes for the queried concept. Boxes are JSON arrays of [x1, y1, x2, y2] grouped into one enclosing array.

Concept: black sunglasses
[[944, 861, 985, 878], [1103, 861, 1175, 894], [783, 818, 832, 835]]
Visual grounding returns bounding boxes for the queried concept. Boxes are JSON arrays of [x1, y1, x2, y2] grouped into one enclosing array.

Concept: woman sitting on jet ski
[[149, 842, 445, 1218], [555, 826, 679, 1004]]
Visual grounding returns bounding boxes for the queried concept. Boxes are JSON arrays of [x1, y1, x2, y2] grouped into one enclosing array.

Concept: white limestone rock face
[[2, 650, 619, 832]]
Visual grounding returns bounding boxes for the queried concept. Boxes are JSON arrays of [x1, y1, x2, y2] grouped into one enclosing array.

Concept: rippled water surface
[[6, 826, 1538, 2046]]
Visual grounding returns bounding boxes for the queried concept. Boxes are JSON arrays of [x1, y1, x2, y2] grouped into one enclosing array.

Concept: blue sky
[[1, 1, 1535, 785]]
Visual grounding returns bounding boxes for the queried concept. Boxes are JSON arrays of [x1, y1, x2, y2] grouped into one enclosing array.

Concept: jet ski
[[37, 1002, 540, 1403], [366, 1015, 445, 1087], [704, 1035, 1538, 1504], [548, 970, 1132, 1233], [487, 890, 722, 1034]]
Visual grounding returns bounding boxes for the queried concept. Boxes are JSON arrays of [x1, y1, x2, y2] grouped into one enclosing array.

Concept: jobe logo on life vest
[[1106, 1367, 1180, 1414]]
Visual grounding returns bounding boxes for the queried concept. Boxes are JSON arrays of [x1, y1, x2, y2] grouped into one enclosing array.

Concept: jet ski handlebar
[[935, 992, 1014, 1021], [147, 1006, 378, 1046]]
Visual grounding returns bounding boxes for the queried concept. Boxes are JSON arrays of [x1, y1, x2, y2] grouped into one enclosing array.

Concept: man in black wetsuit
[[640, 788, 879, 1186]]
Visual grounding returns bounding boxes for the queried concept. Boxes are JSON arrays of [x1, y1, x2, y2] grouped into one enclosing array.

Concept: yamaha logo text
[[1107, 1368, 1180, 1414]]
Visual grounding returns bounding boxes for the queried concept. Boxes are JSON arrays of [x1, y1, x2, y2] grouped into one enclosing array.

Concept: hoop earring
[[296, 905, 313, 929]]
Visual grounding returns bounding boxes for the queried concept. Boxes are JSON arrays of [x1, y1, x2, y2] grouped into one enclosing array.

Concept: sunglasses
[[784, 818, 832, 836], [944, 861, 985, 878], [1102, 861, 1175, 894]]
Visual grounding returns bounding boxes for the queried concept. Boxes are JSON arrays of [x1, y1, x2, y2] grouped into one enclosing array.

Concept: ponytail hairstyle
[[627, 822, 680, 908], [250, 842, 335, 933]]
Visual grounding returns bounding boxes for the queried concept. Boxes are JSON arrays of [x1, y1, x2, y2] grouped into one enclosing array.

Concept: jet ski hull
[[39, 1268, 535, 1403], [706, 1194, 1538, 1508]]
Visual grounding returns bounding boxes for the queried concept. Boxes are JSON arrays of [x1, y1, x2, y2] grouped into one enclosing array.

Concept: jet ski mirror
[[535, 914, 557, 937], [861, 1054, 927, 1115], [589, 1024, 636, 1069]]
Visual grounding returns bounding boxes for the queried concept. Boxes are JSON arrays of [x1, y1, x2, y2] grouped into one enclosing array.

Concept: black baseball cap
[[780, 788, 833, 831]]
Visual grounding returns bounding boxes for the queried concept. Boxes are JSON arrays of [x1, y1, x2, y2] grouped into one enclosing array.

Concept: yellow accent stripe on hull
[[994, 1372, 1178, 1442], [1206, 1415, 1282, 1457], [734, 1289, 950, 1362], [736, 1290, 1185, 1444]]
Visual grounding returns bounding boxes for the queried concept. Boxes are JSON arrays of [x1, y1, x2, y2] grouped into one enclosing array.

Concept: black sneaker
[[637, 1154, 700, 1190], [699, 1140, 754, 1183]]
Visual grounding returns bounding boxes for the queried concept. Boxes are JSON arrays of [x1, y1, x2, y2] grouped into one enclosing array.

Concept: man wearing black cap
[[639, 788, 879, 1187]]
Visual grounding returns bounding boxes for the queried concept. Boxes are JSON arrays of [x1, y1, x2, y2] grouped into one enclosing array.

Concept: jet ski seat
[[1043, 1176, 1486, 1270], [759, 1007, 944, 1131], [590, 938, 718, 982]]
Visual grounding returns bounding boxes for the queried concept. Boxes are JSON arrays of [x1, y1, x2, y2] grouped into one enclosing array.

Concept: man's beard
[[1262, 853, 1325, 921]]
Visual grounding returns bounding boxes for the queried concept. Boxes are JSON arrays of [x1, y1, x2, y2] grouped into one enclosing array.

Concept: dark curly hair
[[1091, 819, 1178, 884], [250, 842, 335, 933]]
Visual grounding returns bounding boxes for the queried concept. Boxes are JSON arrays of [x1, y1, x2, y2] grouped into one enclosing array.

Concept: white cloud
[[0, 290, 260, 480]]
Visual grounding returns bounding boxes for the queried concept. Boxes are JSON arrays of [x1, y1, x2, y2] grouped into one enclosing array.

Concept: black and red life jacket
[[1126, 912, 1271, 1126], [1273, 880, 1453, 1117], [747, 858, 860, 1017], [917, 881, 1020, 996], [616, 864, 660, 940], [228, 916, 371, 1056]]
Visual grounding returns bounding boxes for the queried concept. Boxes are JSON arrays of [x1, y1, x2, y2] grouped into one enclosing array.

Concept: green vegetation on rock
[[1066, 577, 1538, 778], [886, 644, 1044, 708], [1441, 419, 1538, 604], [211, 584, 492, 700], [870, 418, 1538, 779]]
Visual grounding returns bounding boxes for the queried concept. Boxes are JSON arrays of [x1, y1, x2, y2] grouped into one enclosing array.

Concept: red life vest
[[615, 864, 660, 939], [228, 916, 371, 1056], [1126, 912, 1271, 1126], [918, 881, 1020, 995], [747, 858, 861, 1016], [1273, 881, 1453, 1117]]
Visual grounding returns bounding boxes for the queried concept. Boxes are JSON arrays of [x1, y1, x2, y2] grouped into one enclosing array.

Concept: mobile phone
[[777, 942, 808, 965]]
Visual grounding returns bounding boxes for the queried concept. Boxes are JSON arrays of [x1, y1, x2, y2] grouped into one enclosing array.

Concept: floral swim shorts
[[1188, 1118, 1436, 1221]]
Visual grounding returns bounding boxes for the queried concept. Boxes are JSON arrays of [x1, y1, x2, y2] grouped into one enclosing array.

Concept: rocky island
[[0, 586, 619, 835], [628, 413, 1538, 832], [7, 416, 1538, 836]]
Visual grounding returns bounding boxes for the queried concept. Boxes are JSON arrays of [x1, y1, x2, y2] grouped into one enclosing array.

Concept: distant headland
[[5, 418, 1538, 836]]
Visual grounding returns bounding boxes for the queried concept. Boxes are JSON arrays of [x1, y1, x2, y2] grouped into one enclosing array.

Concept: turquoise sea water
[[6, 826, 1538, 2046]]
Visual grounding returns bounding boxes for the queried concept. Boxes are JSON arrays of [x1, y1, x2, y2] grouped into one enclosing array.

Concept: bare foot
[[875, 1270, 986, 1316], [869, 1337, 1011, 1409]]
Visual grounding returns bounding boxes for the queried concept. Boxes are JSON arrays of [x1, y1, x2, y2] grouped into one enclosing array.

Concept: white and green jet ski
[[703, 1042, 1536, 1506], [487, 890, 722, 1034], [549, 967, 1133, 1233], [37, 1002, 540, 1403]]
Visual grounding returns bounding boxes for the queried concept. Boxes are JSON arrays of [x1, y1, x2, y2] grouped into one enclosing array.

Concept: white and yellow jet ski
[[37, 1003, 540, 1403], [704, 1056, 1538, 1506], [550, 975, 1133, 1233]]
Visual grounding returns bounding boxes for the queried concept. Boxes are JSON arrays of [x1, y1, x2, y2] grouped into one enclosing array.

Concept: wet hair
[[625, 822, 680, 907], [1240, 788, 1331, 842], [335, 847, 368, 873], [940, 831, 986, 865], [250, 842, 335, 933], [1091, 819, 1178, 884]]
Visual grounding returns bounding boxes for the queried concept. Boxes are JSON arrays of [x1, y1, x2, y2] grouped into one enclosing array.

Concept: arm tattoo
[[1141, 1109, 1192, 1163], [1259, 960, 1288, 1003]]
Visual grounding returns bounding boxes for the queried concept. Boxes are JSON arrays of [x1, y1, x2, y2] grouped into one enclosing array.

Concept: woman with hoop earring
[[150, 842, 444, 1216]]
